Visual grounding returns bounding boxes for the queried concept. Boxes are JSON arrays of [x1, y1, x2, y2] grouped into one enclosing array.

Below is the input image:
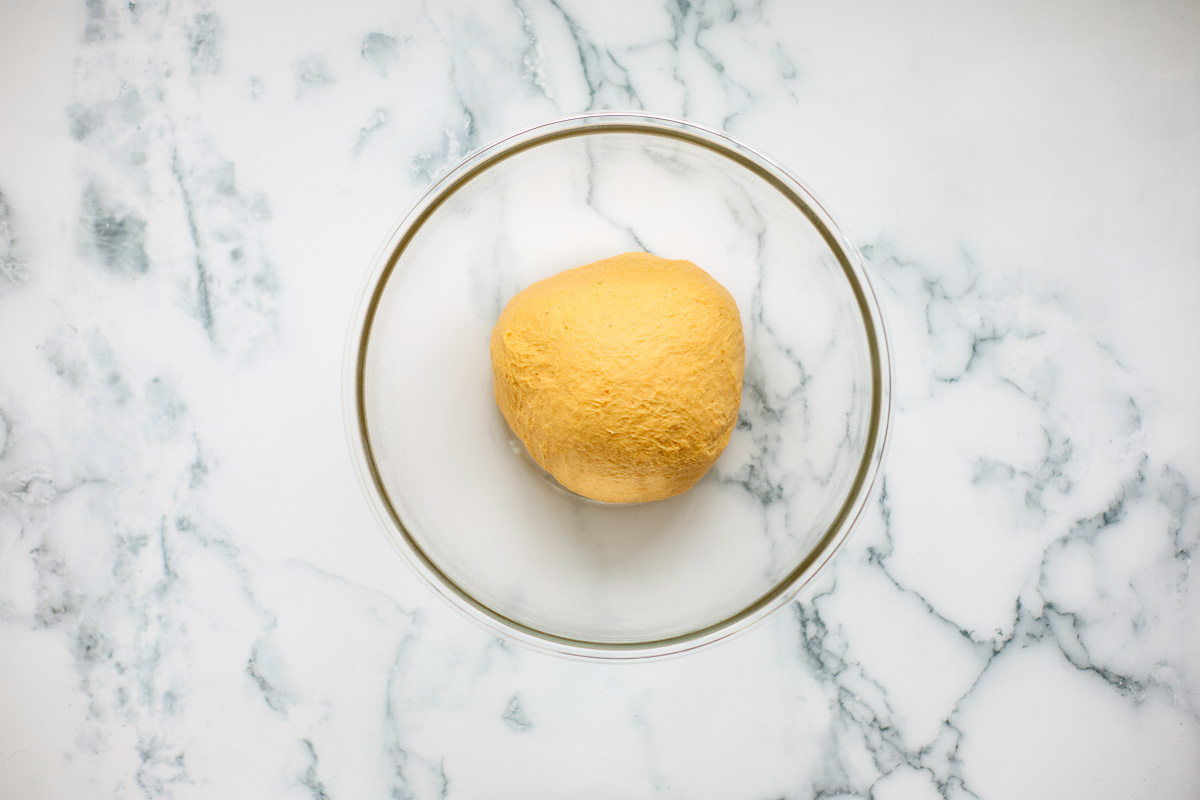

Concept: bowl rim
[[343, 111, 894, 661]]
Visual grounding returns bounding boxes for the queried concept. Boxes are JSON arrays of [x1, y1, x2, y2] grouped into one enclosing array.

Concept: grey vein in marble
[[362, 32, 406, 78], [0, 190, 27, 288], [68, 0, 277, 357]]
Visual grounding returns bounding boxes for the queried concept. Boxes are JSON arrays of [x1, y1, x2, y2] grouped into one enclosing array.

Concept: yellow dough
[[490, 252, 745, 503]]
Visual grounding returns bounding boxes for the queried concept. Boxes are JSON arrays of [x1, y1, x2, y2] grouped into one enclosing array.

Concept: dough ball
[[490, 252, 745, 503]]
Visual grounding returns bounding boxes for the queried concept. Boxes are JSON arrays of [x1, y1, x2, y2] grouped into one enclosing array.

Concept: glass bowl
[[345, 112, 892, 660]]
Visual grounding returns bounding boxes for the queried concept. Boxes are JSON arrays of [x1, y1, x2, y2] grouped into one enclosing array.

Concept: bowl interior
[[359, 124, 878, 647]]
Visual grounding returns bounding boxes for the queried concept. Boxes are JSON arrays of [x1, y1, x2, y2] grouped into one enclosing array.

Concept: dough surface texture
[[490, 252, 745, 504]]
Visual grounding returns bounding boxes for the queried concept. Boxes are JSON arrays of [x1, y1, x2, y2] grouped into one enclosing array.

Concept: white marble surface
[[1, 0, 1198, 797]]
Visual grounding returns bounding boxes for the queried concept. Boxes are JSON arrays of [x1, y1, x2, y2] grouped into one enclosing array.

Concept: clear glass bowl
[[345, 113, 892, 660]]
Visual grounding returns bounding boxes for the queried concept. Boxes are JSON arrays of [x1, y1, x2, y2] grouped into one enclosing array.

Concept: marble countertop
[[2, 1, 1198, 797]]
